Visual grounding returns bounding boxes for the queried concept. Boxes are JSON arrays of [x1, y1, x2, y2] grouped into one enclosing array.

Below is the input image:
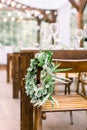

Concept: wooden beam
[[39, 10, 57, 23], [69, 0, 79, 11], [0, 0, 57, 23], [79, 0, 87, 13], [69, 0, 87, 12]]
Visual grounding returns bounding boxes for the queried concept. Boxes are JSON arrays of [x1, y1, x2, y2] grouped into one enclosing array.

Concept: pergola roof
[[0, 0, 87, 12], [0, 0, 86, 23]]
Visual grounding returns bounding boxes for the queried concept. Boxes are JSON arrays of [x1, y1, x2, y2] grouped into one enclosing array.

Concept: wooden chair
[[34, 59, 87, 130]]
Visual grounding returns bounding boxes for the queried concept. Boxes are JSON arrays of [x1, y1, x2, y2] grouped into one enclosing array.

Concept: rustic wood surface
[[19, 50, 87, 130], [12, 52, 20, 98], [19, 52, 34, 130], [33, 50, 87, 130]]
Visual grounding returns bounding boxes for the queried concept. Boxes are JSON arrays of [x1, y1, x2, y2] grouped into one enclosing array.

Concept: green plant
[[25, 50, 71, 107]]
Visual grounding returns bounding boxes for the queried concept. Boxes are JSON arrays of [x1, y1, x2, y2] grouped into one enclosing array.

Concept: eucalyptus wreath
[[25, 50, 70, 107]]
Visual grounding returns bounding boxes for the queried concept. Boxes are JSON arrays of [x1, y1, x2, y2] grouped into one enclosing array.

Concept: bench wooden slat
[[42, 94, 87, 112]]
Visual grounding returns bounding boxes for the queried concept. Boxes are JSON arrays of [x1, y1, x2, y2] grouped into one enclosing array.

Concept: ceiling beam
[[79, 0, 87, 12], [69, 0, 87, 12], [0, 0, 57, 22], [69, 0, 79, 11]]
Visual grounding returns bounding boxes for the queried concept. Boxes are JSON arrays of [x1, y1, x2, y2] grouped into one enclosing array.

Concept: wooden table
[[19, 49, 87, 130]]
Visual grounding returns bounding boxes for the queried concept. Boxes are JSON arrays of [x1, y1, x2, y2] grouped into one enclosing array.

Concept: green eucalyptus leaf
[[25, 50, 71, 107], [54, 68, 73, 73]]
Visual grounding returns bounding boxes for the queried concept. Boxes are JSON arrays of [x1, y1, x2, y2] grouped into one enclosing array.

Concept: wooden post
[[69, 0, 87, 47], [19, 51, 34, 130], [77, 11, 83, 29], [7, 53, 13, 83], [12, 52, 20, 98], [77, 0, 86, 29], [77, 11, 83, 47], [69, 0, 87, 29]]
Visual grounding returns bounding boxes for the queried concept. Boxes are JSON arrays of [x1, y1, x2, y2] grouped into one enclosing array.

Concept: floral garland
[[25, 50, 70, 107]]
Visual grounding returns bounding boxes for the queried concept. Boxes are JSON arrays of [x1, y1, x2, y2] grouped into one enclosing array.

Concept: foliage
[[0, 10, 37, 46], [25, 50, 71, 107]]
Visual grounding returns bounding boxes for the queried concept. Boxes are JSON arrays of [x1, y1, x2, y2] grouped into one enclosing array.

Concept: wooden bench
[[7, 52, 20, 98], [34, 59, 87, 130], [12, 52, 20, 98], [19, 50, 87, 130], [7, 53, 13, 83]]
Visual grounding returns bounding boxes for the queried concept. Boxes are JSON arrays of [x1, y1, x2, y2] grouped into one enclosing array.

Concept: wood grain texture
[[19, 52, 34, 130], [19, 50, 87, 130], [7, 53, 13, 83], [12, 52, 20, 98]]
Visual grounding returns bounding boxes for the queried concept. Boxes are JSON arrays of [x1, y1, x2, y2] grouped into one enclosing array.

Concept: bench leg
[[76, 73, 81, 93], [70, 111, 73, 124], [34, 107, 42, 130], [81, 83, 86, 96]]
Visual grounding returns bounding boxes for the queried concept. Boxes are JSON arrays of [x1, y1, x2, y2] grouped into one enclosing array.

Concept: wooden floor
[[0, 69, 87, 130]]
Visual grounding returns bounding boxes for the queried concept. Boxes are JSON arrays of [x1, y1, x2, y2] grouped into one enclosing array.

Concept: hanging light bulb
[[54, 11, 57, 16], [16, 3, 21, 8], [19, 15, 23, 20], [11, 1, 16, 7], [45, 10, 50, 14], [11, 17, 15, 21], [8, 12, 12, 17], [3, 18, 7, 22]]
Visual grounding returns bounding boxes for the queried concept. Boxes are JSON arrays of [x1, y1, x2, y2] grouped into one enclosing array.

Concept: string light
[[3, 18, 7, 22], [19, 15, 23, 20], [45, 10, 50, 14], [11, 17, 15, 21], [8, 12, 12, 17], [11, 1, 16, 7], [16, 3, 21, 8], [54, 11, 57, 16], [0, 3, 3, 8], [0, 0, 57, 22]]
